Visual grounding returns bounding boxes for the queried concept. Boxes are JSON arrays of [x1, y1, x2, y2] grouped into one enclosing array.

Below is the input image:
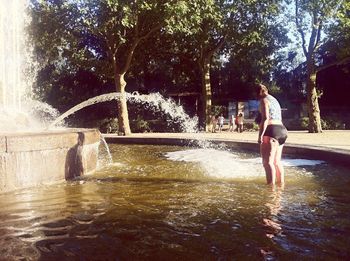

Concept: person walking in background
[[211, 115, 217, 133], [256, 83, 288, 186], [218, 113, 224, 132], [236, 113, 244, 133], [229, 114, 236, 132]]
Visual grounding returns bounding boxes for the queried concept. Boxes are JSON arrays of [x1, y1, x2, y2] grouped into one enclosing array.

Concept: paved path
[[105, 130, 350, 152]]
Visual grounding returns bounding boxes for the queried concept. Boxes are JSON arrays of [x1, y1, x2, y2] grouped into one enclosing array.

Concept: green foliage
[[300, 117, 310, 130], [98, 118, 119, 133], [285, 116, 346, 130], [290, 0, 345, 59], [284, 117, 309, 130], [211, 105, 226, 117], [324, 0, 350, 60], [130, 116, 151, 133], [286, 0, 344, 132], [321, 117, 346, 130], [28, 0, 350, 131], [244, 122, 259, 131]]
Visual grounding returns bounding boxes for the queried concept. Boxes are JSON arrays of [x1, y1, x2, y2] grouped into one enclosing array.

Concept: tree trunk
[[200, 60, 212, 132], [306, 60, 322, 133], [115, 73, 131, 135]]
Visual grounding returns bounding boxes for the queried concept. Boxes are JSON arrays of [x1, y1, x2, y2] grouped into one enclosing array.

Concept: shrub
[[285, 116, 346, 130], [244, 122, 259, 131], [321, 117, 344, 130], [284, 117, 309, 130], [130, 116, 151, 133], [99, 118, 118, 133], [300, 117, 309, 129]]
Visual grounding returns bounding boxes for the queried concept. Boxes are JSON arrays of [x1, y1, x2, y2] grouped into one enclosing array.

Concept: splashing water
[[130, 92, 199, 133], [0, 99, 63, 133], [0, 0, 59, 132], [165, 148, 264, 178], [98, 136, 113, 168], [49, 92, 199, 133], [165, 149, 326, 179], [0, 1, 113, 171], [25, 100, 61, 121], [0, 0, 27, 110]]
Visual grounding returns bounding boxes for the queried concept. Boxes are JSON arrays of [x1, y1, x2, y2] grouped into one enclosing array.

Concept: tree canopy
[[28, 0, 350, 133]]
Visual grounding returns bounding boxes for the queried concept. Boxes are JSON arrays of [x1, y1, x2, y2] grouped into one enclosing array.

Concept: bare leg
[[274, 145, 285, 184], [260, 136, 279, 185]]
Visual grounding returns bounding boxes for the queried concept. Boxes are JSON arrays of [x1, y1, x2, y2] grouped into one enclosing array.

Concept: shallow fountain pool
[[1, 144, 349, 260]]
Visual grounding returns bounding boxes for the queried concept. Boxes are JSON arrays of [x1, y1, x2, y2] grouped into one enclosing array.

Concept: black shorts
[[263, 125, 288, 145]]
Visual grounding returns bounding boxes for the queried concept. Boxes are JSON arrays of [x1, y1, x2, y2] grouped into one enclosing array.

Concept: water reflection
[[0, 145, 350, 260], [261, 185, 284, 259]]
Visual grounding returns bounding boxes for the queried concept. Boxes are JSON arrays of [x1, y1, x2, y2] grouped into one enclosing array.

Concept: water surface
[[0, 144, 349, 260]]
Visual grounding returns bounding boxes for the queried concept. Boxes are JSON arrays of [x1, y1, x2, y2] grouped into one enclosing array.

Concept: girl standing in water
[[256, 84, 288, 185]]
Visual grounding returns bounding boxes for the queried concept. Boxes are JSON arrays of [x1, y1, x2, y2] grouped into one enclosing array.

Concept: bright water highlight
[[165, 148, 326, 178]]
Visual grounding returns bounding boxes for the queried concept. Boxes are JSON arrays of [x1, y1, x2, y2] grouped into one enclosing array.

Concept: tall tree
[[173, 0, 285, 131], [196, 1, 227, 131], [29, 1, 102, 110], [293, 0, 343, 133], [79, 0, 190, 135], [30, 0, 195, 135], [320, 0, 350, 68], [223, 1, 289, 99]]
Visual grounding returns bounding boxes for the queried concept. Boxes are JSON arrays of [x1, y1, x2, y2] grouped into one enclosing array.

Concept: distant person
[[256, 83, 288, 186], [211, 115, 217, 133], [229, 114, 236, 132], [236, 113, 244, 133], [218, 114, 224, 132]]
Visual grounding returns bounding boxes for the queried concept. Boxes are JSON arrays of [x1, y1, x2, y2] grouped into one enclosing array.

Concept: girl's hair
[[256, 83, 269, 95]]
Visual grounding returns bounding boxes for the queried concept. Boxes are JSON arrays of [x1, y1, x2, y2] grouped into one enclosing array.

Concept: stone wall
[[0, 129, 100, 193]]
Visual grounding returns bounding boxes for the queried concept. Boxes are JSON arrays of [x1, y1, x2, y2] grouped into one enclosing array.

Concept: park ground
[[110, 130, 350, 152]]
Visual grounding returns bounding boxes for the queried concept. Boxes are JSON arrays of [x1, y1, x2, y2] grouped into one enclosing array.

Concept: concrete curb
[[103, 135, 350, 167], [0, 129, 100, 193], [1, 129, 100, 153]]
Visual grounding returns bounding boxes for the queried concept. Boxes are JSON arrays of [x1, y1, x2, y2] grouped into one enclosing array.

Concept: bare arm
[[258, 98, 269, 143]]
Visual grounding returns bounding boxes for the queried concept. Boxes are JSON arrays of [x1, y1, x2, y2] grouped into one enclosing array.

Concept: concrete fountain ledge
[[103, 131, 350, 167], [0, 129, 100, 193]]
